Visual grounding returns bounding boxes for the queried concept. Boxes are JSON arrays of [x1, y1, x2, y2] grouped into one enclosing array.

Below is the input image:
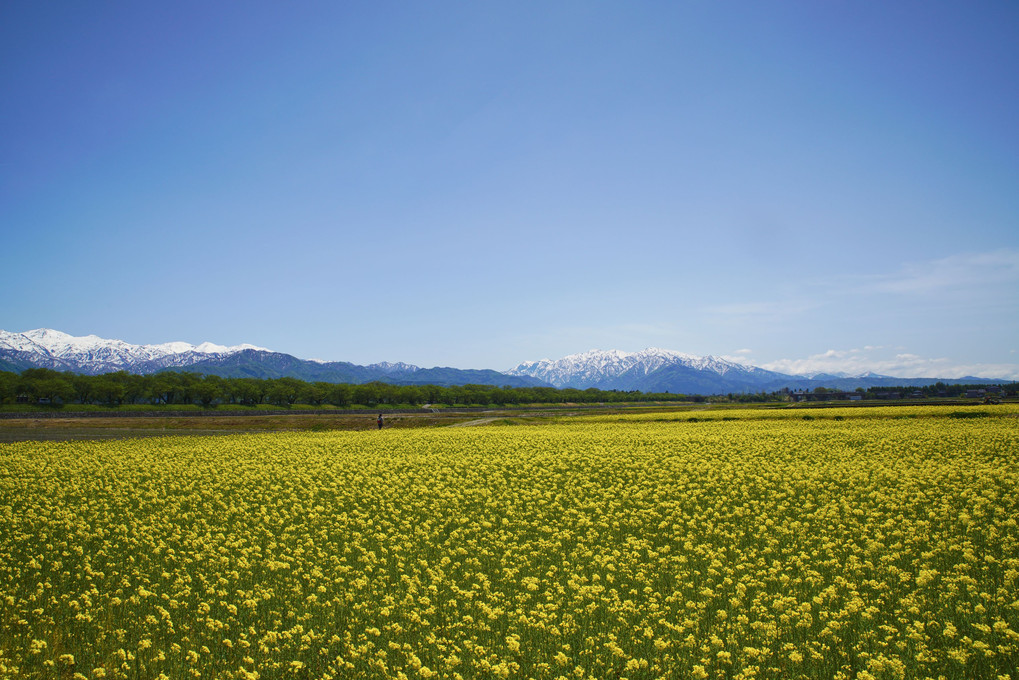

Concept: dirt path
[[450, 417, 499, 427]]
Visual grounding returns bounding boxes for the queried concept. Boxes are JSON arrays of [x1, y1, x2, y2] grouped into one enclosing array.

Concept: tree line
[[0, 368, 688, 408], [808, 382, 1017, 398], [867, 382, 1017, 397]]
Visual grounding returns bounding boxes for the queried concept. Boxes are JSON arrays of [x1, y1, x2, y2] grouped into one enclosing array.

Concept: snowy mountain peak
[[22, 328, 115, 352], [369, 361, 421, 374], [3, 330, 1004, 393], [507, 347, 767, 389], [193, 341, 269, 354], [0, 329, 271, 375], [0, 330, 49, 354]]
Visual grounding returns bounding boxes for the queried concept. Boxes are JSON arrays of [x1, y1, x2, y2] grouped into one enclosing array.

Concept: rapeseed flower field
[[1, 405, 1017, 679]]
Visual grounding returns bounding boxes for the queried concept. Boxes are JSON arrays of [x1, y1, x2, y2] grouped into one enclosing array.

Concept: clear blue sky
[[3, 2, 1017, 378]]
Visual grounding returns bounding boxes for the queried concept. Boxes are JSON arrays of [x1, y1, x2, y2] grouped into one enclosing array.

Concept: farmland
[[1, 405, 1017, 679]]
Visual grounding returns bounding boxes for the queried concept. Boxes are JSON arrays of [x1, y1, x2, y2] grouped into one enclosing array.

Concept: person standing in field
[[377, 413, 383, 430]]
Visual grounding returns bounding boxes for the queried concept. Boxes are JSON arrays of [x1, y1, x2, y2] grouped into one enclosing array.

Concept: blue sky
[[2, 2, 1017, 378]]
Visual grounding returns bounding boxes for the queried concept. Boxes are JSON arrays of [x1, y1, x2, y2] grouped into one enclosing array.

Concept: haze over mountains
[[0, 329, 1006, 395]]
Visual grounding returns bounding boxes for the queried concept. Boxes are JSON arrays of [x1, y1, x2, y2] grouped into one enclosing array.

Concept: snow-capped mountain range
[[0, 326, 271, 375], [507, 348, 800, 394], [0, 328, 268, 375], [506, 348, 1008, 393], [0, 329, 543, 388], [507, 348, 779, 389], [0, 329, 1004, 393]]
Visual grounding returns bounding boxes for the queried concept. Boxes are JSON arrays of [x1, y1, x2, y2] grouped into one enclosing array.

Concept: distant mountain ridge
[[0, 329, 268, 375], [0, 329, 545, 388], [0, 329, 1008, 394], [507, 348, 790, 392], [507, 348, 1007, 394]]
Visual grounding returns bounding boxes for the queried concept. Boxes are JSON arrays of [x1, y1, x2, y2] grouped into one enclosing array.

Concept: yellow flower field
[[1, 405, 1017, 679]]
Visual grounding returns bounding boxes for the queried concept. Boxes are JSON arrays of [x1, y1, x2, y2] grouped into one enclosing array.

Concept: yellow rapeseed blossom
[[0, 404, 1017, 678]]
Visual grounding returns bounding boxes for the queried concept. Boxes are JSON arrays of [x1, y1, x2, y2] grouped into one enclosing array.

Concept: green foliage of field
[[1, 406, 1018, 679]]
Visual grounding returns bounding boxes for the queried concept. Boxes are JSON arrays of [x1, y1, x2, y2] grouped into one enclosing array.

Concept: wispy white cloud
[[708, 248, 1019, 325], [863, 249, 1019, 297], [761, 348, 1019, 380], [718, 349, 755, 364]]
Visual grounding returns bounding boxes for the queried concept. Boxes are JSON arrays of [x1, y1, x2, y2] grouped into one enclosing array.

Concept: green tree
[[194, 375, 225, 407], [122, 373, 150, 404], [0, 371, 18, 403], [94, 376, 126, 405], [353, 382, 383, 406], [327, 383, 352, 407], [305, 382, 331, 406], [267, 377, 305, 406], [150, 373, 182, 404], [231, 378, 266, 406], [35, 377, 75, 403], [72, 375, 97, 405], [17, 368, 74, 404], [177, 372, 201, 405]]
